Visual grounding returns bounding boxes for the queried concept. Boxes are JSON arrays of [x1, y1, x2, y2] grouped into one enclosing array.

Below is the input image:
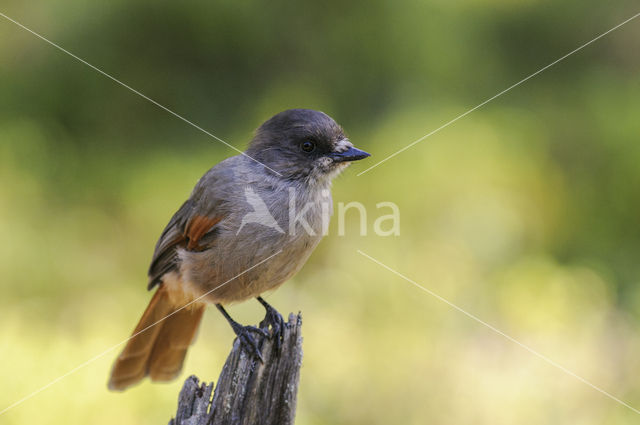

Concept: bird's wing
[[147, 196, 224, 290]]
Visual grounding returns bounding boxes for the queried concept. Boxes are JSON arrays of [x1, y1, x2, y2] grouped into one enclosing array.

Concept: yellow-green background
[[2, 1, 640, 423]]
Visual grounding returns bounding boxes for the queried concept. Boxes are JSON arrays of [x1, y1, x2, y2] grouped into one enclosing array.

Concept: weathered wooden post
[[169, 313, 303, 425]]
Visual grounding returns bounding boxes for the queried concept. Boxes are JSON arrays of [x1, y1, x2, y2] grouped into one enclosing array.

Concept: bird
[[108, 108, 370, 391]]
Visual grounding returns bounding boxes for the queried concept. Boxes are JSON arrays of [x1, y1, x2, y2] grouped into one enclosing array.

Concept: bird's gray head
[[246, 109, 370, 182]]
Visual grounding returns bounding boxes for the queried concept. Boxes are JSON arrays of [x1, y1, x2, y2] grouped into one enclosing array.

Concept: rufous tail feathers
[[108, 285, 205, 391]]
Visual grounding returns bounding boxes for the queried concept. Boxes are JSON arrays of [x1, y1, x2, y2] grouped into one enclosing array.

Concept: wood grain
[[169, 313, 303, 425]]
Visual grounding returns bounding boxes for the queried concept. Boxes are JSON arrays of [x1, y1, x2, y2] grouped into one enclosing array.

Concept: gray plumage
[[148, 109, 366, 304], [109, 109, 369, 391]]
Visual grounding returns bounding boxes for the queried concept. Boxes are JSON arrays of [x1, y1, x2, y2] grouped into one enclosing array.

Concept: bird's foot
[[230, 322, 268, 363], [258, 299, 287, 351]]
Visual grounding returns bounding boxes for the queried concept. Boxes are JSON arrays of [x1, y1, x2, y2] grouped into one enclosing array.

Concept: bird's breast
[[178, 185, 329, 304]]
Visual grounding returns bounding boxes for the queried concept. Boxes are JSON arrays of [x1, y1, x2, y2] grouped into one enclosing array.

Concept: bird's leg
[[216, 303, 268, 362], [257, 296, 286, 350]]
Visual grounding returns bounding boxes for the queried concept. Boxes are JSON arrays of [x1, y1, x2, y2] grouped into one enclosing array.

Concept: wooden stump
[[169, 313, 303, 425]]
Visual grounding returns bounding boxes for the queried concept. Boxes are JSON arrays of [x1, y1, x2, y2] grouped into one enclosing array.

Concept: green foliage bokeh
[[1, 1, 640, 423]]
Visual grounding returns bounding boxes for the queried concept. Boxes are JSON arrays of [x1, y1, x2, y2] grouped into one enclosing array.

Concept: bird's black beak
[[329, 146, 371, 163]]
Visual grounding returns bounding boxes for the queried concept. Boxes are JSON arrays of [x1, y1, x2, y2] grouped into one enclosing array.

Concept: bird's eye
[[301, 140, 316, 153]]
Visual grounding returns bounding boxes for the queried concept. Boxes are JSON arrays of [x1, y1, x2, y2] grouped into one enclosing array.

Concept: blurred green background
[[2, 0, 640, 423]]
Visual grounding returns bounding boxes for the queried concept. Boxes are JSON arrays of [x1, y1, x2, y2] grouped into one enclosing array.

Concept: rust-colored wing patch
[[184, 215, 222, 250]]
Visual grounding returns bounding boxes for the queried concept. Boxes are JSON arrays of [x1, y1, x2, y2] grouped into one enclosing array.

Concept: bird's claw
[[230, 323, 268, 363], [259, 306, 287, 351]]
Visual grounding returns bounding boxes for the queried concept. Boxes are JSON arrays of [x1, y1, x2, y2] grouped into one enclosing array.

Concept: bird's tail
[[108, 285, 205, 391]]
